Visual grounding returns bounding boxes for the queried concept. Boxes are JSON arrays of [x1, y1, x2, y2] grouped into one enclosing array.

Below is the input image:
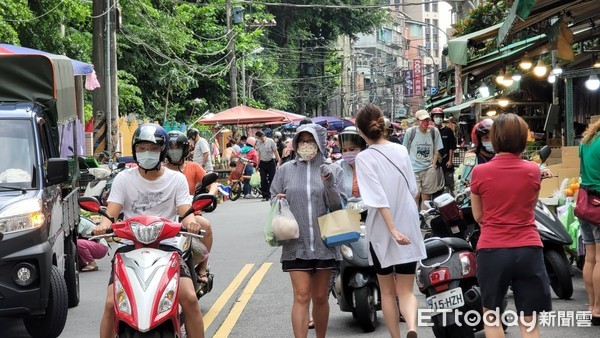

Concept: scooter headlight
[[114, 279, 131, 315], [340, 244, 354, 260], [158, 273, 179, 314], [130, 221, 165, 244]]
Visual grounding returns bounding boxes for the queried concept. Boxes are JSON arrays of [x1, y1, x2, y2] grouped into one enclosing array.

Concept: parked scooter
[[82, 162, 126, 205], [332, 197, 381, 333], [78, 194, 214, 336], [417, 190, 485, 338]]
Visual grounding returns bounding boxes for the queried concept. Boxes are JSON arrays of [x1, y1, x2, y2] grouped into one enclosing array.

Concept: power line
[[90, 0, 118, 19]]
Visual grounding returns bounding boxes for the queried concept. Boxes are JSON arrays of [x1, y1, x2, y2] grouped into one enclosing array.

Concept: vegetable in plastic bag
[[271, 198, 300, 241]]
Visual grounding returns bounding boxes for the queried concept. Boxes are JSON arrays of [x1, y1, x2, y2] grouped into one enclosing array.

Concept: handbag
[[574, 187, 600, 226], [317, 209, 361, 247]]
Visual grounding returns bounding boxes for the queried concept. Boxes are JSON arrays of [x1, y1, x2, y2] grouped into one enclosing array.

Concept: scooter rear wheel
[[544, 249, 573, 300]]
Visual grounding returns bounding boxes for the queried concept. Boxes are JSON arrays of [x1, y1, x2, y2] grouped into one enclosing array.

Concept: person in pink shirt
[[470, 113, 551, 338]]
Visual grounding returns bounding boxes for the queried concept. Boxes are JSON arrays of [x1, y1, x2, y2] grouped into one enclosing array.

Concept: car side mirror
[[47, 158, 69, 184]]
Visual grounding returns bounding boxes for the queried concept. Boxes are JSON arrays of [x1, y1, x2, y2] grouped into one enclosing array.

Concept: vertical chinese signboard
[[413, 58, 422, 96], [403, 70, 413, 97]]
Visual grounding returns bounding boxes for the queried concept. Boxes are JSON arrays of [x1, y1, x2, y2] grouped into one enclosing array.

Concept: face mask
[[296, 141, 319, 161], [342, 151, 358, 166], [482, 141, 494, 153], [419, 120, 430, 128], [434, 117, 443, 125], [168, 149, 183, 163], [137, 151, 161, 170]]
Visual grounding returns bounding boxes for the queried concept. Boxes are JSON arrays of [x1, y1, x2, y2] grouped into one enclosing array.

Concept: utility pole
[[105, 0, 112, 160], [226, 0, 238, 107]]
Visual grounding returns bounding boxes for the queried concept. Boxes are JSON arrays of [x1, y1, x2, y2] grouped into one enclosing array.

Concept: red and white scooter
[[79, 194, 214, 336]]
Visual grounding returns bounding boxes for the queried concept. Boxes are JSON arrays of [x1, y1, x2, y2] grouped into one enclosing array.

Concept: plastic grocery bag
[[265, 199, 282, 247], [271, 198, 300, 241], [559, 202, 579, 251], [250, 170, 261, 187]]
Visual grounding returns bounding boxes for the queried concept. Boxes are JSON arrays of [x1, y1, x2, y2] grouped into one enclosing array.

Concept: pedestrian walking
[[188, 128, 214, 172], [578, 118, 600, 326], [470, 113, 551, 338], [270, 123, 346, 338], [354, 104, 425, 338], [430, 107, 457, 195], [402, 109, 444, 209], [255, 130, 281, 201]]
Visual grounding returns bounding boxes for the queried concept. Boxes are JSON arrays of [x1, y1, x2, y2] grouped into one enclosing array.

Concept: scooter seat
[[425, 237, 473, 258]]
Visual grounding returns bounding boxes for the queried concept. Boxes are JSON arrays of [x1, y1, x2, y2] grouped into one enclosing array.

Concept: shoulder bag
[[574, 150, 600, 226]]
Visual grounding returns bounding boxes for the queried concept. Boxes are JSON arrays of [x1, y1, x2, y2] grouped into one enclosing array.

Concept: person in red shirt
[[165, 130, 213, 284], [470, 113, 551, 338]]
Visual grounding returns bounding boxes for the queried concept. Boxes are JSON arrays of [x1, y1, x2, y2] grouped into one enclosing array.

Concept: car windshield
[[0, 120, 35, 189]]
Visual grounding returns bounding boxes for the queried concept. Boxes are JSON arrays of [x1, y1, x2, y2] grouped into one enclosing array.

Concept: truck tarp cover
[[0, 54, 76, 125]]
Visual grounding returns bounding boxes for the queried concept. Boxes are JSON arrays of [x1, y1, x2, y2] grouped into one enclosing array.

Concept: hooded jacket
[[270, 124, 347, 262]]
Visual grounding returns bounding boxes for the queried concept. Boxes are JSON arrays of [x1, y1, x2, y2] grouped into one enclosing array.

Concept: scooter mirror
[[538, 146, 552, 164], [79, 196, 101, 213], [201, 172, 218, 189]]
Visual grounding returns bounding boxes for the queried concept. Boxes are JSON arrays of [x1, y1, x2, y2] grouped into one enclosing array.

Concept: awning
[[444, 97, 490, 116], [425, 95, 456, 110], [447, 23, 503, 66]]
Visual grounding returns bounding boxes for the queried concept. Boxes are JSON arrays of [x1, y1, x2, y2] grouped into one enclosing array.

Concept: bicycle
[[227, 157, 255, 201]]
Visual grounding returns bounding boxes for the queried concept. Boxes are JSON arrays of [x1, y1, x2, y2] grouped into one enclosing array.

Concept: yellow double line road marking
[[204, 262, 272, 337]]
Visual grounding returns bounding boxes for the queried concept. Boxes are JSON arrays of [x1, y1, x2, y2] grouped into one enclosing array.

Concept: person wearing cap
[[445, 116, 457, 133], [255, 130, 281, 201], [431, 107, 457, 195], [403, 110, 444, 209]]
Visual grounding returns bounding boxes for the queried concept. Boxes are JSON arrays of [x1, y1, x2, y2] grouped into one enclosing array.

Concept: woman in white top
[[354, 104, 426, 338]]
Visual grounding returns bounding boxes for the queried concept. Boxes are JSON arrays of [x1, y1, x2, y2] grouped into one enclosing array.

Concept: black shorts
[[477, 246, 551, 316], [369, 244, 417, 275], [108, 245, 191, 285], [282, 259, 339, 273]]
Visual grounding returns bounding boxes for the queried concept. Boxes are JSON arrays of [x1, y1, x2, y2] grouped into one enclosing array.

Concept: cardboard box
[[558, 168, 580, 185], [546, 164, 563, 174], [545, 158, 562, 166], [549, 148, 562, 158], [540, 177, 560, 198], [561, 156, 580, 168], [562, 146, 579, 158]]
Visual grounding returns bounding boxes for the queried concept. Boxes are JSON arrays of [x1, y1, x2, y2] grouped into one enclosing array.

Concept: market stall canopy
[[497, 0, 600, 47], [195, 105, 288, 125], [267, 109, 306, 122], [0, 43, 100, 90], [447, 23, 503, 66], [444, 97, 490, 117]]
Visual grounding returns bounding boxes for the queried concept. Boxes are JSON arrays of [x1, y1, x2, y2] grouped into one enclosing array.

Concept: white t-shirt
[[192, 137, 213, 171], [355, 143, 426, 268], [403, 127, 444, 172], [108, 168, 192, 247]]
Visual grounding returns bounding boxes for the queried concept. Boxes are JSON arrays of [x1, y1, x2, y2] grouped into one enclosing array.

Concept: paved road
[[2, 197, 599, 337]]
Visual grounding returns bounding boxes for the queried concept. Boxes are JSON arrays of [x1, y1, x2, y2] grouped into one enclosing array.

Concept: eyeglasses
[[135, 144, 162, 152]]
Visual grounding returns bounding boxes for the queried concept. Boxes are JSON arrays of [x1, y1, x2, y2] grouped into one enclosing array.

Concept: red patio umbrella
[[195, 105, 287, 125]]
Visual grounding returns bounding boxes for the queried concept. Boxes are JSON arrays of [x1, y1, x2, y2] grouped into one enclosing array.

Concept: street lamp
[[242, 47, 264, 106]]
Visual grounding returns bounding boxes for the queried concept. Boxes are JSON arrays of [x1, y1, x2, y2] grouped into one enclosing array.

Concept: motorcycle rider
[[337, 126, 368, 196], [165, 130, 214, 285], [94, 124, 205, 338]]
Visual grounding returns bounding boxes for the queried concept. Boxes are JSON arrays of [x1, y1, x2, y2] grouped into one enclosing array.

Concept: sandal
[[308, 319, 315, 329], [81, 264, 98, 272]]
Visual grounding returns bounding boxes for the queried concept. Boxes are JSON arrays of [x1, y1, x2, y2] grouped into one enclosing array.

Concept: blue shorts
[[580, 219, 600, 244]]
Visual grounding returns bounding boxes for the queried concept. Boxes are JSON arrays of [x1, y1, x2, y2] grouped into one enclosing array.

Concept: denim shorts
[[580, 219, 600, 244]]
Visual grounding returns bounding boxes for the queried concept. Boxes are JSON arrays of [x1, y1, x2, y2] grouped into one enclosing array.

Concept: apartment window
[[424, 0, 430, 12], [426, 79, 432, 88], [426, 33, 431, 43], [433, 33, 439, 43], [432, 1, 438, 12], [433, 19, 439, 31]]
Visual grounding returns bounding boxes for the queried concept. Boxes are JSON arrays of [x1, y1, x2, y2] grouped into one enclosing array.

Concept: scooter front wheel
[[229, 181, 242, 201], [353, 285, 378, 332]]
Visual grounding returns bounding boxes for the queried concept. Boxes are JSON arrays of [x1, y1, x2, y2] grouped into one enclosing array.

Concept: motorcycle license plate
[[426, 287, 464, 312]]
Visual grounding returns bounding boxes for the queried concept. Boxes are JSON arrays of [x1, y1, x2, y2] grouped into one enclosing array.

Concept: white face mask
[[168, 149, 183, 163], [482, 141, 494, 153], [434, 117, 443, 125], [137, 151, 161, 169]]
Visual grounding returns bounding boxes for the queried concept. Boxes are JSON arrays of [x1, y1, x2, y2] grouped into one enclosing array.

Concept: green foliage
[[452, 0, 513, 37], [1, 0, 385, 122]]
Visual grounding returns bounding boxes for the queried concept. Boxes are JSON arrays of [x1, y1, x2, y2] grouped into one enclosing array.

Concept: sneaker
[[244, 194, 253, 199]]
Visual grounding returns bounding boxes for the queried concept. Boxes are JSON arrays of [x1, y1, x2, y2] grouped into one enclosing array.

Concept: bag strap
[[407, 127, 416, 151], [369, 148, 410, 189]]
